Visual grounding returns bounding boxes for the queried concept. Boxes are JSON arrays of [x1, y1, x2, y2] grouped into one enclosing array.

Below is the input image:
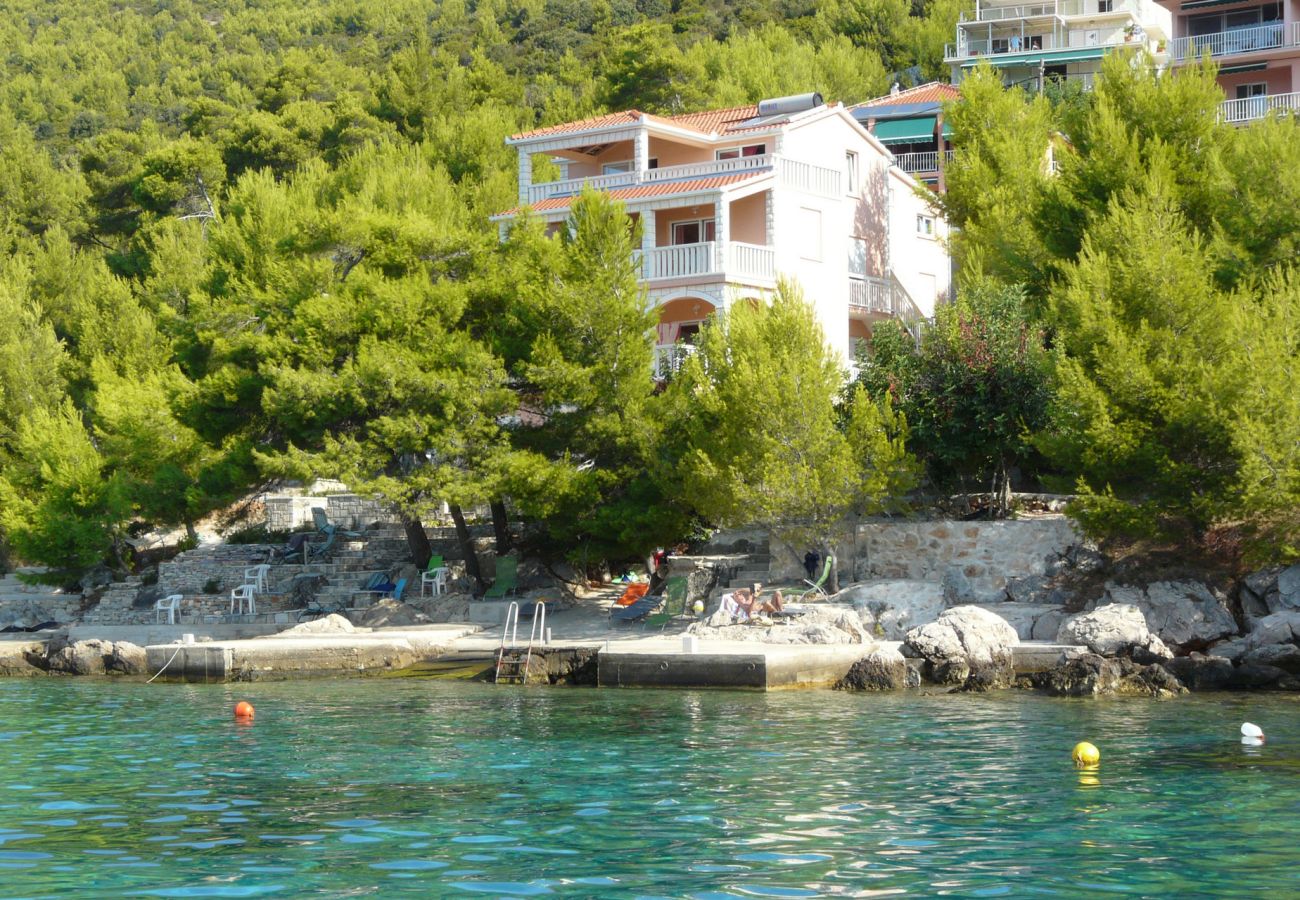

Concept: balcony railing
[[653, 343, 696, 380], [1168, 23, 1296, 62], [1220, 91, 1300, 124], [965, 0, 1149, 23], [893, 150, 955, 174], [525, 154, 775, 204], [848, 274, 929, 338], [633, 241, 777, 282]]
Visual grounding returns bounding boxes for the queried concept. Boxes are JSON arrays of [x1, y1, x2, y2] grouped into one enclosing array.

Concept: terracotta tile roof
[[495, 170, 769, 218], [856, 82, 961, 109], [512, 100, 829, 142], [511, 110, 645, 141], [658, 104, 762, 135]]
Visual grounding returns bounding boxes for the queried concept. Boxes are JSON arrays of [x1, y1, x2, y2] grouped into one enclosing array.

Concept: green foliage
[[944, 54, 1300, 555], [668, 283, 916, 548], [855, 282, 1050, 509]]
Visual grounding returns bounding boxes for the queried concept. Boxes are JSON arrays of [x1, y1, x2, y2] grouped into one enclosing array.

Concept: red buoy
[[234, 701, 255, 720]]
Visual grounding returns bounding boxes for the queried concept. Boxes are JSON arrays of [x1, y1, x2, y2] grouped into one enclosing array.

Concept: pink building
[[494, 94, 951, 376], [1159, 0, 1300, 121]]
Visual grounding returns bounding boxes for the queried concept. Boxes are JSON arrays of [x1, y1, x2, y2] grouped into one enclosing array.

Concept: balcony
[[965, 0, 1144, 22], [1220, 91, 1300, 124], [524, 154, 842, 205], [525, 154, 774, 204], [894, 150, 955, 174], [1168, 23, 1299, 63], [633, 241, 776, 283], [653, 343, 696, 380], [849, 275, 928, 330]]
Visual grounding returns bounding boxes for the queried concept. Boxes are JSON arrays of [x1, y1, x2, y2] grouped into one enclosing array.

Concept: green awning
[[871, 116, 937, 142], [1219, 62, 1268, 74], [941, 121, 953, 138], [1182, 0, 1244, 8], [961, 46, 1107, 68]]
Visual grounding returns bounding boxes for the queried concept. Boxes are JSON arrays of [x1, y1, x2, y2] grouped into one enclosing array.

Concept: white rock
[[1245, 611, 1300, 649], [278, 614, 357, 635], [904, 605, 1019, 667], [1057, 603, 1149, 656], [835, 580, 945, 641]]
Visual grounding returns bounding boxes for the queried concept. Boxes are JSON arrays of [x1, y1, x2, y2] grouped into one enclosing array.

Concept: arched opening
[[849, 318, 872, 361], [654, 295, 716, 380]]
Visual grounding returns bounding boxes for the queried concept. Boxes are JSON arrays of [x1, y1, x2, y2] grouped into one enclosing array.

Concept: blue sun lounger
[[610, 593, 664, 623]]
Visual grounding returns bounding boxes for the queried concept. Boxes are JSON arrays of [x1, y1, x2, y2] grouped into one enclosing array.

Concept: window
[[845, 151, 859, 193], [671, 219, 717, 245], [1236, 83, 1267, 99], [798, 207, 822, 261], [1097, 0, 1112, 12], [648, 158, 659, 169], [677, 323, 701, 345], [848, 237, 869, 278], [715, 143, 767, 160], [601, 160, 632, 175], [917, 214, 935, 237]]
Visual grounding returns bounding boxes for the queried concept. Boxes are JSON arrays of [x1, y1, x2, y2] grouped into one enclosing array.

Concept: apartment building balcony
[[893, 149, 956, 175], [653, 343, 697, 380], [1168, 22, 1299, 62], [1220, 90, 1300, 122], [522, 154, 842, 206], [634, 241, 776, 284], [848, 275, 928, 328], [964, 0, 1155, 23]]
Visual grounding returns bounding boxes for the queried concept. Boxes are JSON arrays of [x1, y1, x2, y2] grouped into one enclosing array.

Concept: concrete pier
[[597, 640, 868, 689]]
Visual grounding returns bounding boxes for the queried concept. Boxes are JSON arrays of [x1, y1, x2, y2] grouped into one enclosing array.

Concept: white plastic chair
[[243, 564, 270, 594], [230, 584, 257, 616], [421, 566, 449, 597], [155, 594, 183, 624]]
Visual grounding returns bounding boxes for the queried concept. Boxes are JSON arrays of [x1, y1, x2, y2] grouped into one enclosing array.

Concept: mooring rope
[[145, 643, 185, 684]]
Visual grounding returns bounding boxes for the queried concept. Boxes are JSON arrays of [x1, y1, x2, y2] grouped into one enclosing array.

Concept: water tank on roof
[[756, 92, 824, 117]]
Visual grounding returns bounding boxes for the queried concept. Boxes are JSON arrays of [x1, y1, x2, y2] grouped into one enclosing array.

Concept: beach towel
[[615, 582, 650, 607]]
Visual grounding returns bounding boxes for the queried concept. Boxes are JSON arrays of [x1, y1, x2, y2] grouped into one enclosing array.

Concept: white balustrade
[[728, 242, 776, 281], [636, 242, 718, 280], [1168, 23, 1290, 62], [1220, 91, 1300, 124], [641, 154, 772, 183], [848, 277, 892, 314], [526, 155, 776, 203], [525, 171, 637, 204], [777, 158, 841, 197], [894, 151, 941, 174]]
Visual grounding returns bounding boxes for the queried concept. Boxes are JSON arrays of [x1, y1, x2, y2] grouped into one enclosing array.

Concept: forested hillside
[[0, 0, 966, 578]]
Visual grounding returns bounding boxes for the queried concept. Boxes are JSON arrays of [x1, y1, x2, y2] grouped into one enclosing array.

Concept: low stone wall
[[264, 496, 327, 531], [770, 516, 1081, 602], [326, 494, 401, 528]]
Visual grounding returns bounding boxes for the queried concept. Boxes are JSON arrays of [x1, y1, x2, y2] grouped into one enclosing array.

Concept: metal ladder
[[494, 601, 547, 684]]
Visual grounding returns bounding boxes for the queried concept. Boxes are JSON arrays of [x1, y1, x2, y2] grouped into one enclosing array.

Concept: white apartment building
[[946, 0, 1172, 90], [493, 93, 951, 375]]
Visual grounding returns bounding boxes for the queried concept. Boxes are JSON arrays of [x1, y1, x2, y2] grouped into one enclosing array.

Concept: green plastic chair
[[482, 555, 519, 599], [644, 576, 689, 630], [800, 554, 835, 602]]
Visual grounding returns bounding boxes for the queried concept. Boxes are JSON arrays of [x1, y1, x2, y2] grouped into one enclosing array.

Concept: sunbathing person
[[750, 583, 785, 615]]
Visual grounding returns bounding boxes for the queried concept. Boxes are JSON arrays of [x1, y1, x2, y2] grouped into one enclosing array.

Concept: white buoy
[[1241, 722, 1264, 744]]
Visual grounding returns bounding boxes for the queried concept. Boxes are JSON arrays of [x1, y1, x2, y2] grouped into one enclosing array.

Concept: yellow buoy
[[1072, 741, 1100, 767]]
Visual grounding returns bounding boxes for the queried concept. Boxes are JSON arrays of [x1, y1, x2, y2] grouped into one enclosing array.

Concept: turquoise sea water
[[0, 680, 1297, 898]]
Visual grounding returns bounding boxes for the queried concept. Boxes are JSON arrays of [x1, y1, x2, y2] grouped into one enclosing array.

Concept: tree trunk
[[449, 503, 485, 593], [992, 459, 1013, 519], [489, 499, 512, 555], [185, 521, 198, 543], [402, 515, 433, 570]]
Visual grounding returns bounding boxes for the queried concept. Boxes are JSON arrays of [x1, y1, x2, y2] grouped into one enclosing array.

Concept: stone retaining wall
[[770, 515, 1081, 602]]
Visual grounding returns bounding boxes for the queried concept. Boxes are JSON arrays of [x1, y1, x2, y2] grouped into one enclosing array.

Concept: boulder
[[278, 614, 357, 635], [1137, 581, 1238, 650], [837, 580, 944, 640], [1130, 634, 1175, 665], [1206, 638, 1250, 664], [903, 605, 1018, 688], [1039, 653, 1121, 696], [1005, 574, 1051, 605], [47, 639, 114, 675], [688, 605, 869, 645], [1275, 564, 1300, 612], [1239, 567, 1280, 620], [941, 566, 976, 606], [1031, 608, 1067, 642], [1166, 654, 1235, 691], [108, 641, 147, 675], [835, 645, 909, 691], [0, 640, 48, 676], [347, 600, 432, 629], [1057, 604, 1149, 656], [1241, 643, 1300, 675], [1115, 660, 1187, 699], [1244, 611, 1300, 648], [1228, 663, 1288, 690]]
